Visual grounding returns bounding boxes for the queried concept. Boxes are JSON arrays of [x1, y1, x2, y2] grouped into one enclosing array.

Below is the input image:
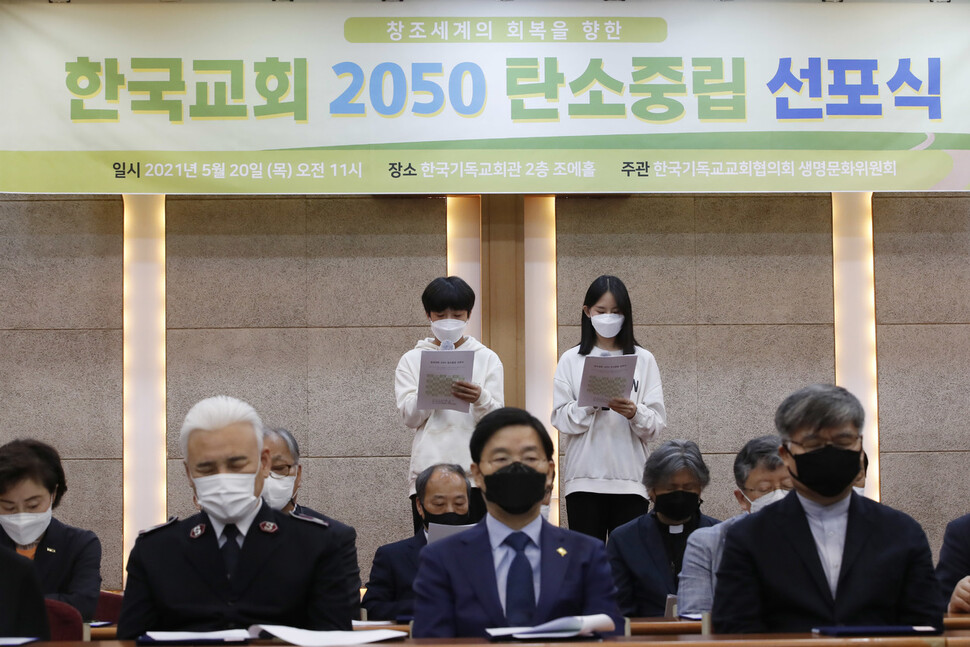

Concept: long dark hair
[[578, 275, 638, 355]]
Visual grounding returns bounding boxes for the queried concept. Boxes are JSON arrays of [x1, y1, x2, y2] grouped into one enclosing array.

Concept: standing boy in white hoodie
[[396, 276, 504, 534]]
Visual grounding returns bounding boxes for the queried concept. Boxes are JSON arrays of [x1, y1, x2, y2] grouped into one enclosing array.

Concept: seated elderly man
[[362, 463, 471, 621], [936, 513, 970, 614], [117, 396, 361, 638], [261, 426, 358, 531], [677, 435, 791, 615], [713, 384, 943, 633], [607, 439, 719, 618]]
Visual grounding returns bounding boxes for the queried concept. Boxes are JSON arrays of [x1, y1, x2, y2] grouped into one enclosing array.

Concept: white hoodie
[[396, 336, 504, 495], [551, 345, 666, 498]]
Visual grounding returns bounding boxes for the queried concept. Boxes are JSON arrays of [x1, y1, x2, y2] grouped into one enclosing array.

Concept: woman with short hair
[[606, 439, 719, 617], [0, 438, 101, 621]]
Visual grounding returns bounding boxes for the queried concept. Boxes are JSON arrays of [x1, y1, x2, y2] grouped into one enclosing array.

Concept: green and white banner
[[1, 0, 968, 194]]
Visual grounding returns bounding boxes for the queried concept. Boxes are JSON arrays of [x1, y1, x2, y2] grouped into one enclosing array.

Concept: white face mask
[[0, 506, 53, 546], [193, 473, 261, 525], [261, 475, 296, 511], [747, 488, 789, 514], [430, 319, 466, 346], [590, 313, 624, 339]]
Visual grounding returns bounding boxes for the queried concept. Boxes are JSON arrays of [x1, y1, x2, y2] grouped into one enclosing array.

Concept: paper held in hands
[[485, 613, 615, 640], [427, 520, 477, 544], [416, 349, 475, 413], [577, 354, 637, 408], [142, 626, 407, 646]]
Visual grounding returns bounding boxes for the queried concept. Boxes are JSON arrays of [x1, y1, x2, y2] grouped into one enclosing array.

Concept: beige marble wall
[[0, 194, 124, 589], [165, 195, 447, 584], [874, 193, 970, 560], [555, 194, 836, 523]]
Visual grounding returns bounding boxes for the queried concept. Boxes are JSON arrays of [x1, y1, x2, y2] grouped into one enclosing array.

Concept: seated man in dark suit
[[713, 384, 944, 633], [362, 463, 471, 621], [261, 426, 360, 549], [0, 547, 49, 639], [937, 513, 970, 613], [413, 407, 622, 638], [117, 395, 360, 638], [607, 439, 719, 617]]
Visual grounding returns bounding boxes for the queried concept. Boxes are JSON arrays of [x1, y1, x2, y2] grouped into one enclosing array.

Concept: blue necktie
[[221, 524, 241, 578], [504, 531, 536, 626]]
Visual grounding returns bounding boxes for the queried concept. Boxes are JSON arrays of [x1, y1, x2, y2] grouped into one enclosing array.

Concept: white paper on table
[[577, 354, 637, 408], [426, 521, 476, 544], [416, 349, 474, 413], [144, 629, 249, 642], [485, 613, 615, 639], [0, 639, 39, 646], [351, 620, 394, 627], [249, 625, 406, 646]]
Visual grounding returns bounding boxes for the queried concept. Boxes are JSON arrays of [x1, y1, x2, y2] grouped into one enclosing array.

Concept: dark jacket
[[117, 502, 360, 638], [0, 547, 50, 639], [936, 512, 970, 606], [606, 511, 719, 617], [0, 517, 101, 621], [413, 518, 623, 638], [362, 532, 426, 621], [712, 491, 944, 633]]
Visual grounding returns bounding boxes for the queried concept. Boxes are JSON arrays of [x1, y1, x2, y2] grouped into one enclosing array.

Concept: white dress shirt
[[797, 492, 851, 599], [486, 513, 543, 614]]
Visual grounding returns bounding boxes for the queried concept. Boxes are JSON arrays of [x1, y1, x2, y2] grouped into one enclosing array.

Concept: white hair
[[179, 395, 264, 460]]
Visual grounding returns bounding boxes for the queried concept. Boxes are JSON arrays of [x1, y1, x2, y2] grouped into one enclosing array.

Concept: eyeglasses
[[787, 432, 860, 453], [743, 484, 794, 497], [268, 463, 296, 479]]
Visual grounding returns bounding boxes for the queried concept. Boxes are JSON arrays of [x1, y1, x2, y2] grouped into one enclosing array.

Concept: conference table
[[81, 617, 970, 644], [27, 635, 970, 647]]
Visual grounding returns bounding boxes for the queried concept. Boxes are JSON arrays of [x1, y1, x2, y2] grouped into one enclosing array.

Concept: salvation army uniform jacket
[[116, 501, 360, 638]]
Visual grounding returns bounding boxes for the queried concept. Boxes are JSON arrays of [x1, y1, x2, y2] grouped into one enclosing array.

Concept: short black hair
[[578, 275, 639, 355], [422, 276, 475, 315], [733, 435, 784, 489], [470, 407, 554, 464], [0, 439, 68, 508], [415, 463, 471, 506]]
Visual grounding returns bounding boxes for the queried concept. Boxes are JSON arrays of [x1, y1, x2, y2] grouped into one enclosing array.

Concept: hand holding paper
[[577, 355, 637, 408], [416, 350, 475, 412]]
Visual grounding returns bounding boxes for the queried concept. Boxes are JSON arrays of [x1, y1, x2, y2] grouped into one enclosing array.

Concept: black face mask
[[789, 445, 862, 498], [652, 490, 700, 522], [422, 511, 470, 528], [482, 462, 547, 515]]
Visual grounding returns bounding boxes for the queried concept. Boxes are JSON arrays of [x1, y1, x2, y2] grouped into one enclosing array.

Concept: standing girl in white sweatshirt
[[551, 275, 666, 542]]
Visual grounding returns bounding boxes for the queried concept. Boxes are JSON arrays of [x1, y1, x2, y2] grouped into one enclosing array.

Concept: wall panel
[[0, 194, 123, 588]]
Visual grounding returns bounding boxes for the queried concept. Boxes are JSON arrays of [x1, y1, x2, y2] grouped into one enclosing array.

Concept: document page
[[249, 625, 407, 646], [577, 354, 636, 408], [416, 349, 474, 412], [486, 613, 615, 639]]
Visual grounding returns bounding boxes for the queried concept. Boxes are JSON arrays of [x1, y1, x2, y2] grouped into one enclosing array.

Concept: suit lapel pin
[[259, 521, 278, 534], [46, 547, 56, 553], [189, 523, 206, 539], [556, 547, 567, 557]]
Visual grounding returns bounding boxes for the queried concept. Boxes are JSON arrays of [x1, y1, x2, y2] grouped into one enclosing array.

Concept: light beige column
[[832, 191, 880, 500], [480, 195, 526, 408], [122, 194, 168, 578], [447, 196, 483, 340], [523, 196, 559, 522]]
